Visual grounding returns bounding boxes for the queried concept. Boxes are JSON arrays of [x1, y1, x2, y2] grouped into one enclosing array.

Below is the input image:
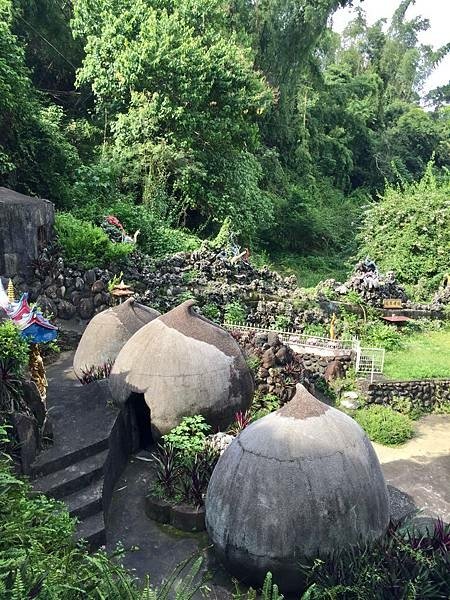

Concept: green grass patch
[[384, 327, 450, 380], [354, 406, 414, 446]]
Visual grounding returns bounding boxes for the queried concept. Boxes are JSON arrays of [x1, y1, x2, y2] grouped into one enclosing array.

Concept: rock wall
[[367, 379, 450, 409], [11, 249, 112, 321]]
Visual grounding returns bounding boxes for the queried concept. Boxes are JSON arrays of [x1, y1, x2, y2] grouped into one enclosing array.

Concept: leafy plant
[[249, 393, 280, 421], [354, 406, 414, 446], [181, 269, 200, 284], [163, 415, 210, 463], [272, 315, 291, 331], [0, 321, 29, 375], [55, 213, 133, 269], [246, 355, 261, 375], [233, 572, 284, 600], [299, 518, 450, 599], [229, 411, 252, 435], [200, 303, 221, 323], [179, 447, 219, 508], [152, 443, 182, 499], [0, 359, 25, 413], [224, 302, 247, 325]]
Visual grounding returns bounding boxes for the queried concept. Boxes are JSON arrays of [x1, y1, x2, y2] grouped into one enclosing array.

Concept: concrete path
[[374, 414, 450, 522]]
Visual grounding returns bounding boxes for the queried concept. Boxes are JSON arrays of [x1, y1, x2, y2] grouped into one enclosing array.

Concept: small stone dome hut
[[109, 300, 254, 438], [73, 298, 160, 378], [205, 384, 389, 593]]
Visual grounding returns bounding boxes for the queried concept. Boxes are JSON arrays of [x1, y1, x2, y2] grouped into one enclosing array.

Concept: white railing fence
[[224, 321, 385, 380]]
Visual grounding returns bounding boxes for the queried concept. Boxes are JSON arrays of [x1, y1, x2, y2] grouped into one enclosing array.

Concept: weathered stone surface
[[78, 297, 94, 320], [57, 299, 77, 320], [109, 300, 254, 439], [74, 298, 160, 378], [0, 187, 54, 278], [10, 412, 39, 475], [206, 384, 389, 592], [324, 359, 345, 381]]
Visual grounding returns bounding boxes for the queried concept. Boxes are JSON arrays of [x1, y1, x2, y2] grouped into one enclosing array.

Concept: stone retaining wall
[[10, 263, 112, 321], [367, 379, 450, 409]]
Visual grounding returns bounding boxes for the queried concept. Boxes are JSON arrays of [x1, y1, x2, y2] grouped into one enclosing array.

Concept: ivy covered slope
[[359, 165, 450, 295]]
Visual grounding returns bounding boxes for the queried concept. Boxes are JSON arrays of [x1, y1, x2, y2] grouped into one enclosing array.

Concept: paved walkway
[[374, 414, 450, 522]]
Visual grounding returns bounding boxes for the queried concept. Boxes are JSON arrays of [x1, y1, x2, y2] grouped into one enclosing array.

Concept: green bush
[[299, 517, 450, 599], [0, 321, 29, 374], [55, 213, 133, 268], [201, 303, 221, 323], [163, 415, 210, 463], [224, 301, 247, 325], [362, 322, 404, 352], [354, 405, 413, 446]]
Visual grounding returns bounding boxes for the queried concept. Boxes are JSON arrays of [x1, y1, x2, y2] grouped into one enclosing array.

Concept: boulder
[[109, 300, 254, 439], [205, 383, 389, 593], [73, 298, 160, 378], [324, 359, 345, 381]]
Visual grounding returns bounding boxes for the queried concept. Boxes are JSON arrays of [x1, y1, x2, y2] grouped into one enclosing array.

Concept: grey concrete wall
[[0, 187, 54, 277]]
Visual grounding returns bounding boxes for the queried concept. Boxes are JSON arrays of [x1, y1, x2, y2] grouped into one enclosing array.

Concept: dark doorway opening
[[128, 392, 153, 450]]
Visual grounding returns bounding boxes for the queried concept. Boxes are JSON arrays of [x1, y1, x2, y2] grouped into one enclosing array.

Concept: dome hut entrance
[[127, 392, 153, 450]]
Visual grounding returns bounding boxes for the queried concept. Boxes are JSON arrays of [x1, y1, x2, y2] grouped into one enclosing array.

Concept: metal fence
[[354, 344, 385, 382]]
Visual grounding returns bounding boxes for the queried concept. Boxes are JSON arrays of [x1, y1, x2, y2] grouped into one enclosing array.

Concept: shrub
[[362, 321, 403, 352], [359, 162, 450, 291], [200, 303, 221, 323], [54, 212, 133, 269], [224, 301, 247, 325], [354, 405, 413, 446], [0, 424, 204, 597], [0, 321, 29, 375], [272, 315, 291, 331], [162, 415, 210, 463], [77, 361, 113, 385]]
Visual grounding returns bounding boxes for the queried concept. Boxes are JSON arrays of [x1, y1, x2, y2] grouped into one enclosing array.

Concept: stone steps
[[65, 479, 103, 520], [32, 448, 108, 550], [74, 511, 106, 550], [31, 437, 109, 478]]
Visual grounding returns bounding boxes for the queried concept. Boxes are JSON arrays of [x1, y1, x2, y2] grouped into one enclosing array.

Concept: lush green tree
[[72, 0, 275, 240], [0, 0, 78, 202]]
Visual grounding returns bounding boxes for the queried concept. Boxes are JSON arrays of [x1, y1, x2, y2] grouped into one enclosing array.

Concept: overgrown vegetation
[[298, 518, 450, 599], [151, 416, 219, 507], [1, 0, 449, 280]]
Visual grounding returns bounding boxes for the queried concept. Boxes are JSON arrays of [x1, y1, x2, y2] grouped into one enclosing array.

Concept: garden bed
[[145, 494, 205, 532]]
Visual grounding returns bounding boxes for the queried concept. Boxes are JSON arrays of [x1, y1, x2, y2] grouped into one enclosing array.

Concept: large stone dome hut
[[73, 298, 160, 378], [109, 299, 254, 438], [205, 383, 389, 593]]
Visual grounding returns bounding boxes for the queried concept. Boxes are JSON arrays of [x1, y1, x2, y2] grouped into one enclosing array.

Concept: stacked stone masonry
[[367, 380, 450, 409]]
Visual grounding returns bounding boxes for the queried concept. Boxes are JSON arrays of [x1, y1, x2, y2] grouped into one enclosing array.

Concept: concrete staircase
[[30, 353, 119, 550], [32, 443, 108, 549]]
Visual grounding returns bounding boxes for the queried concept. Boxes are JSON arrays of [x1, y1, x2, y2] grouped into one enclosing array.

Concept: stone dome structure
[[73, 298, 159, 378], [205, 383, 389, 593], [109, 300, 254, 438]]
